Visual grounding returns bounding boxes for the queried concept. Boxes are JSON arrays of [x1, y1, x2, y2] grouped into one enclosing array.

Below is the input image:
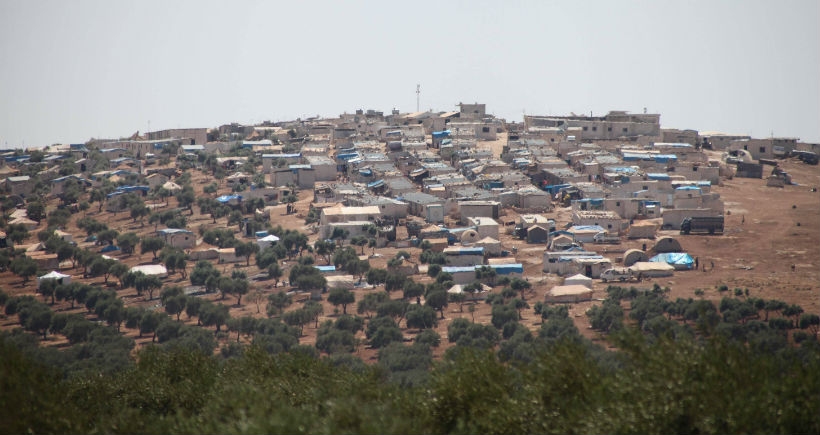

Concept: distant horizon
[[2, 1, 817, 148], [1, 105, 815, 151]]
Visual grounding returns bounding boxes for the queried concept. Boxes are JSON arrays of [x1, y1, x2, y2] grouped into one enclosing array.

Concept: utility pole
[[416, 84, 420, 112]]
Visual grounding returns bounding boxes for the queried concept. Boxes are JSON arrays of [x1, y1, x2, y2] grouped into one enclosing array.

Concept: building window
[[607, 127, 612, 132], [642, 186, 648, 190], [482, 127, 490, 133], [622, 128, 628, 133], [616, 201, 621, 206], [583, 126, 588, 131], [759, 147, 766, 153], [550, 138, 554, 142], [607, 224, 613, 229], [592, 126, 597, 131]]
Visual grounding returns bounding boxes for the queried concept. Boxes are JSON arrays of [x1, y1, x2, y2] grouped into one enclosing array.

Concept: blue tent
[[216, 195, 242, 204], [649, 252, 694, 270]]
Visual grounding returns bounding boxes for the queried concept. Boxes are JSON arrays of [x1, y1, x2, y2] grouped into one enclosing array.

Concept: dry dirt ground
[[1, 150, 818, 360]]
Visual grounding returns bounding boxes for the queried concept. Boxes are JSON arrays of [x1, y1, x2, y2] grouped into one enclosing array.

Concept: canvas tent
[[37, 270, 71, 289], [326, 275, 355, 290], [653, 236, 682, 253], [623, 249, 649, 267], [563, 273, 593, 289], [256, 234, 280, 250], [546, 285, 594, 303], [129, 264, 168, 278], [630, 261, 675, 277], [649, 252, 694, 270]]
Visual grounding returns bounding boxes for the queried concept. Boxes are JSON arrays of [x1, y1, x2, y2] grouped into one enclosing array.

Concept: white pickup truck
[[600, 267, 634, 282], [593, 232, 620, 244]]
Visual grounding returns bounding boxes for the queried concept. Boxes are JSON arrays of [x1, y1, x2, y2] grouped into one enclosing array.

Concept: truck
[[680, 216, 724, 235], [592, 231, 621, 244], [600, 267, 634, 283]]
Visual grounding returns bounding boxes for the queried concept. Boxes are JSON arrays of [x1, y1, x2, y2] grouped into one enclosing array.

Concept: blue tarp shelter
[[649, 252, 694, 270]]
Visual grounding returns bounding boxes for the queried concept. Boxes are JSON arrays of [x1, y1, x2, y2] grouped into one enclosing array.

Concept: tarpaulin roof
[[569, 225, 606, 233], [216, 195, 242, 203], [649, 252, 694, 270], [432, 130, 451, 138]]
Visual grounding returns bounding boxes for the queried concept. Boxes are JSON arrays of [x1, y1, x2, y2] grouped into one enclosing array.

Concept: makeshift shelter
[[653, 236, 682, 253], [628, 221, 658, 239], [630, 261, 675, 277], [649, 252, 694, 270], [549, 234, 576, 251], [9, 216, 38, 230], [447, 283, 491, 294], [162, 181, 182, 191], [527, 225, 549, 244], [189, 243, 219, 260], [622, 249, 649, 267], [563, 273, 593, 289], [37, 270, 71, 289], [488, 257, 517, 265], [218, 248, 242, 263], [568, 225, 606, 243], [546, 285, 594, 303], [474, 236, 502, 256], [256, 234, 280, 250], [460, 229, 480, 244], [448, 283, 491, 300], [325, 275, 355, 290], [129, 264, 168, 278], [423, 237, 449, 252]]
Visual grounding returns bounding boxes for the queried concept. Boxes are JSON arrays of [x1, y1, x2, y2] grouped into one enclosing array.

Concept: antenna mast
[[416, 84, 420, 112]]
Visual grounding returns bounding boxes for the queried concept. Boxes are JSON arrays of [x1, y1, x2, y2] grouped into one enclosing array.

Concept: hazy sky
[[1, 0, 818, 148]]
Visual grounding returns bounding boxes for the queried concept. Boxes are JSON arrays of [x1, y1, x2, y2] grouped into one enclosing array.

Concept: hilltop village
[[1, 103, 818, 361]]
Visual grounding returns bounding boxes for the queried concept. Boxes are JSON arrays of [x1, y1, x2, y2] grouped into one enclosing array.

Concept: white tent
[[162, 181, 182, 191], [129, 264, 168, 278], [448, 283, 492, 294], [563, 273, 593, 289], [256, 234, 281, 250], [37, 270, 71, 289], [546, 284, 593, 303], [630, 261, 674, 277]]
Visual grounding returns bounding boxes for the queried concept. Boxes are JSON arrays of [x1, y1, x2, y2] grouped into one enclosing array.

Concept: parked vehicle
[[600, 267, 634, 282], [680, 216, 724, 235], [593, 231, 620, 244], [792, 150, 819, 165]]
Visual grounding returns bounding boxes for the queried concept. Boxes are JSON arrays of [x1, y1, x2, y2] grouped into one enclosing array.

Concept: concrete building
[[572, 211, 625, 235], [458, 200, 500, 224], [729, 137, 799, 160], [5, 175, 33, 197], [270, 165, 315, 189], [346, 195, 408, 220], [524, 111, 661, 142], [145, 128, 208, 145], [402, 192, 446, 223], [466, 217, 500, 239], [443, 246, 485, 267], [320, 205, 381, 226], [158, 228, 196, 250], [304, 155, 336, 181]]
